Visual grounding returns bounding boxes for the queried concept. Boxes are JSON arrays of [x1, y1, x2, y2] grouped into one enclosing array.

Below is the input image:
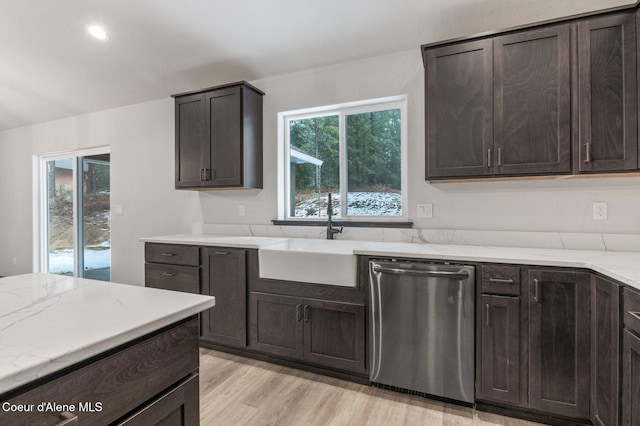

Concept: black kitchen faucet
[[326, 193, 343, 240]]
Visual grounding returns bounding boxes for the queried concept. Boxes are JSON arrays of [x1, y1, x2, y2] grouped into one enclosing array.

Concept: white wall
[[2, 0, 640, 282], [197, 49, 640, 235], [0, 99, 200, 283]]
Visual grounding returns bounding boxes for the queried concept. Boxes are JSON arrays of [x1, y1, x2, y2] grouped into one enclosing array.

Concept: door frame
[[33, 146, 110, 276]]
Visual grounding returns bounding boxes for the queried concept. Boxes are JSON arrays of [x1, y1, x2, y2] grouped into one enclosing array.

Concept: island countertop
[[0, 273, 215, 395]]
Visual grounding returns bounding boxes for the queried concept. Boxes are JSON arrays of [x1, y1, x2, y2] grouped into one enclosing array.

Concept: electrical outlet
[[593, 202, 607, 220], [239, 204, 246, 217], [12, 257, 17, 266], [417, 204, 433, 219]]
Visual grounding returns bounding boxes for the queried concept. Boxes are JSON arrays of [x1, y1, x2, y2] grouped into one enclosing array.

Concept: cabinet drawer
[[145, 243, 199, 266], [145, 264, 200, 294], [3, 319, 199, 425], [116, 373, 199, 425], [624, 287, 640, 335], [481, 264, 521, 295]]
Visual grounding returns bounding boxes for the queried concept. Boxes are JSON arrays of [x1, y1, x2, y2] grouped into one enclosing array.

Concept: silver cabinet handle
[[533, 278, 540, 302], [497, 147, 502, 166], [629, 311, 640, 321], [296, 304, 302, 322], [487, 148, 492, 168], [304, 305, 310, 323], [373, 265, 469, 279], [161, 253, 176, 257], [486, 304, 491, 327], [161, 272, 176, 277], [488, 277, 514, 284], [214, 251, 230, 256], [200, 168, 206, 181], [56, 412, 79, 426], [584, 143, 591, 163]]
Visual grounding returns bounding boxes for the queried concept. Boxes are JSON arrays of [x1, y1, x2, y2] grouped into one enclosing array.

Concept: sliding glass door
[[41, 148, 110, 281]]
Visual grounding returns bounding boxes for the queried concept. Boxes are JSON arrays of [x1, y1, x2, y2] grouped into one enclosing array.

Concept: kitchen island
[[0, 273, 215, 425]]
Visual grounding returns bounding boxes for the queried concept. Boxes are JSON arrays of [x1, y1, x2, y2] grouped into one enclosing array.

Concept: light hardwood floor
[[199, 348, 542, 426]]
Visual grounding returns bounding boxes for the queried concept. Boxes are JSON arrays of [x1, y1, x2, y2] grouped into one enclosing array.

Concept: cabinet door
[[591, 275, 621, 426], [622, 329, 640, 426], [528, 269, 590, 419], [205, 87, 243, 187], [250, 292, 304, 360], [494, 25, 571, 175], [175, 93, 207, 188], [303, 299, 366, 374], [577, 12, 637, 172], [478, 295, 521, 406], [201, 248, 247, 347], [425, 39, 493, 178]]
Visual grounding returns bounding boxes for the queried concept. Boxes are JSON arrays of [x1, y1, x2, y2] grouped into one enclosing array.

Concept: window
[[278, 96, 407, 221], [36, 147, 111, 281]]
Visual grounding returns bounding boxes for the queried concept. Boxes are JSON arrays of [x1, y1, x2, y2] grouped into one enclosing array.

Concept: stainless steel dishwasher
[[369, 260, 475, 404]]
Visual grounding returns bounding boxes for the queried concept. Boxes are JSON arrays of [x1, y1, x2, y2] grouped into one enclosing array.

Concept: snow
[[48, 248, 111, 274], [294, 192, 401, 217]]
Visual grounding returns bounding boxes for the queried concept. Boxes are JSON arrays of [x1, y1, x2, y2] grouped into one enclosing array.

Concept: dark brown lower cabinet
[[591, 275, 621, 426], [303, 299, 366, 373], [117, 374, 199, 426], [201, 247, 247, 348], [250, 292, 304, 359], [528, 269, 591, 420], [622, 329, 640, 425], [249, 292, 366, 374], [2, 319, 199, 426], [478, 294, 521, 405]]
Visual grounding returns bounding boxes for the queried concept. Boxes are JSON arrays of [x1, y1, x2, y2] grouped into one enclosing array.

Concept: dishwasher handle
[[372, 264, 470, 280]]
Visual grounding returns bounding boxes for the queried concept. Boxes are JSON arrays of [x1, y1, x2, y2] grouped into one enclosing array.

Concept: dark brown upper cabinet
[[423, 6, 640, 180], [494, 25, 571, 175], [425, 39, 493, 178], [173, 81, 264, 189], [577, 12, 638, 173], [425, 25, 571, 179]]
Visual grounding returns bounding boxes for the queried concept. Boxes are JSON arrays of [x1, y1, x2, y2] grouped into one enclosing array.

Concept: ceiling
[[0, 0, 634, 131]]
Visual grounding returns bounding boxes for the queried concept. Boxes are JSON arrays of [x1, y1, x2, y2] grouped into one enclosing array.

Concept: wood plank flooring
[[199, 348, 542, 426]]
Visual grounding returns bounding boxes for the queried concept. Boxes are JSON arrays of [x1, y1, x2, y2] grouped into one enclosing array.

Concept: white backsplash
[[195, 223, 640, 252]]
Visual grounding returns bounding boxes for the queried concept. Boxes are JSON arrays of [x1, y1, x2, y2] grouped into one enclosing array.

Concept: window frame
[[277, 95, 408, 222]]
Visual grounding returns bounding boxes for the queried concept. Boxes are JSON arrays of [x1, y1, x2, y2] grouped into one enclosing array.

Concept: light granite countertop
[[142, 233, 640, 291], [0, 273, 215, 395]]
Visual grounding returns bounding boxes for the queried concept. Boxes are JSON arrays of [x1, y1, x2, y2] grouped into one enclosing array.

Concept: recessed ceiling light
[[87, 25, 108, 41]]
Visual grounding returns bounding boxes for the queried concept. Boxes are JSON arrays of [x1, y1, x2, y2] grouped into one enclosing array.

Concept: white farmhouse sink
[[258, 238, 360, 287]]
